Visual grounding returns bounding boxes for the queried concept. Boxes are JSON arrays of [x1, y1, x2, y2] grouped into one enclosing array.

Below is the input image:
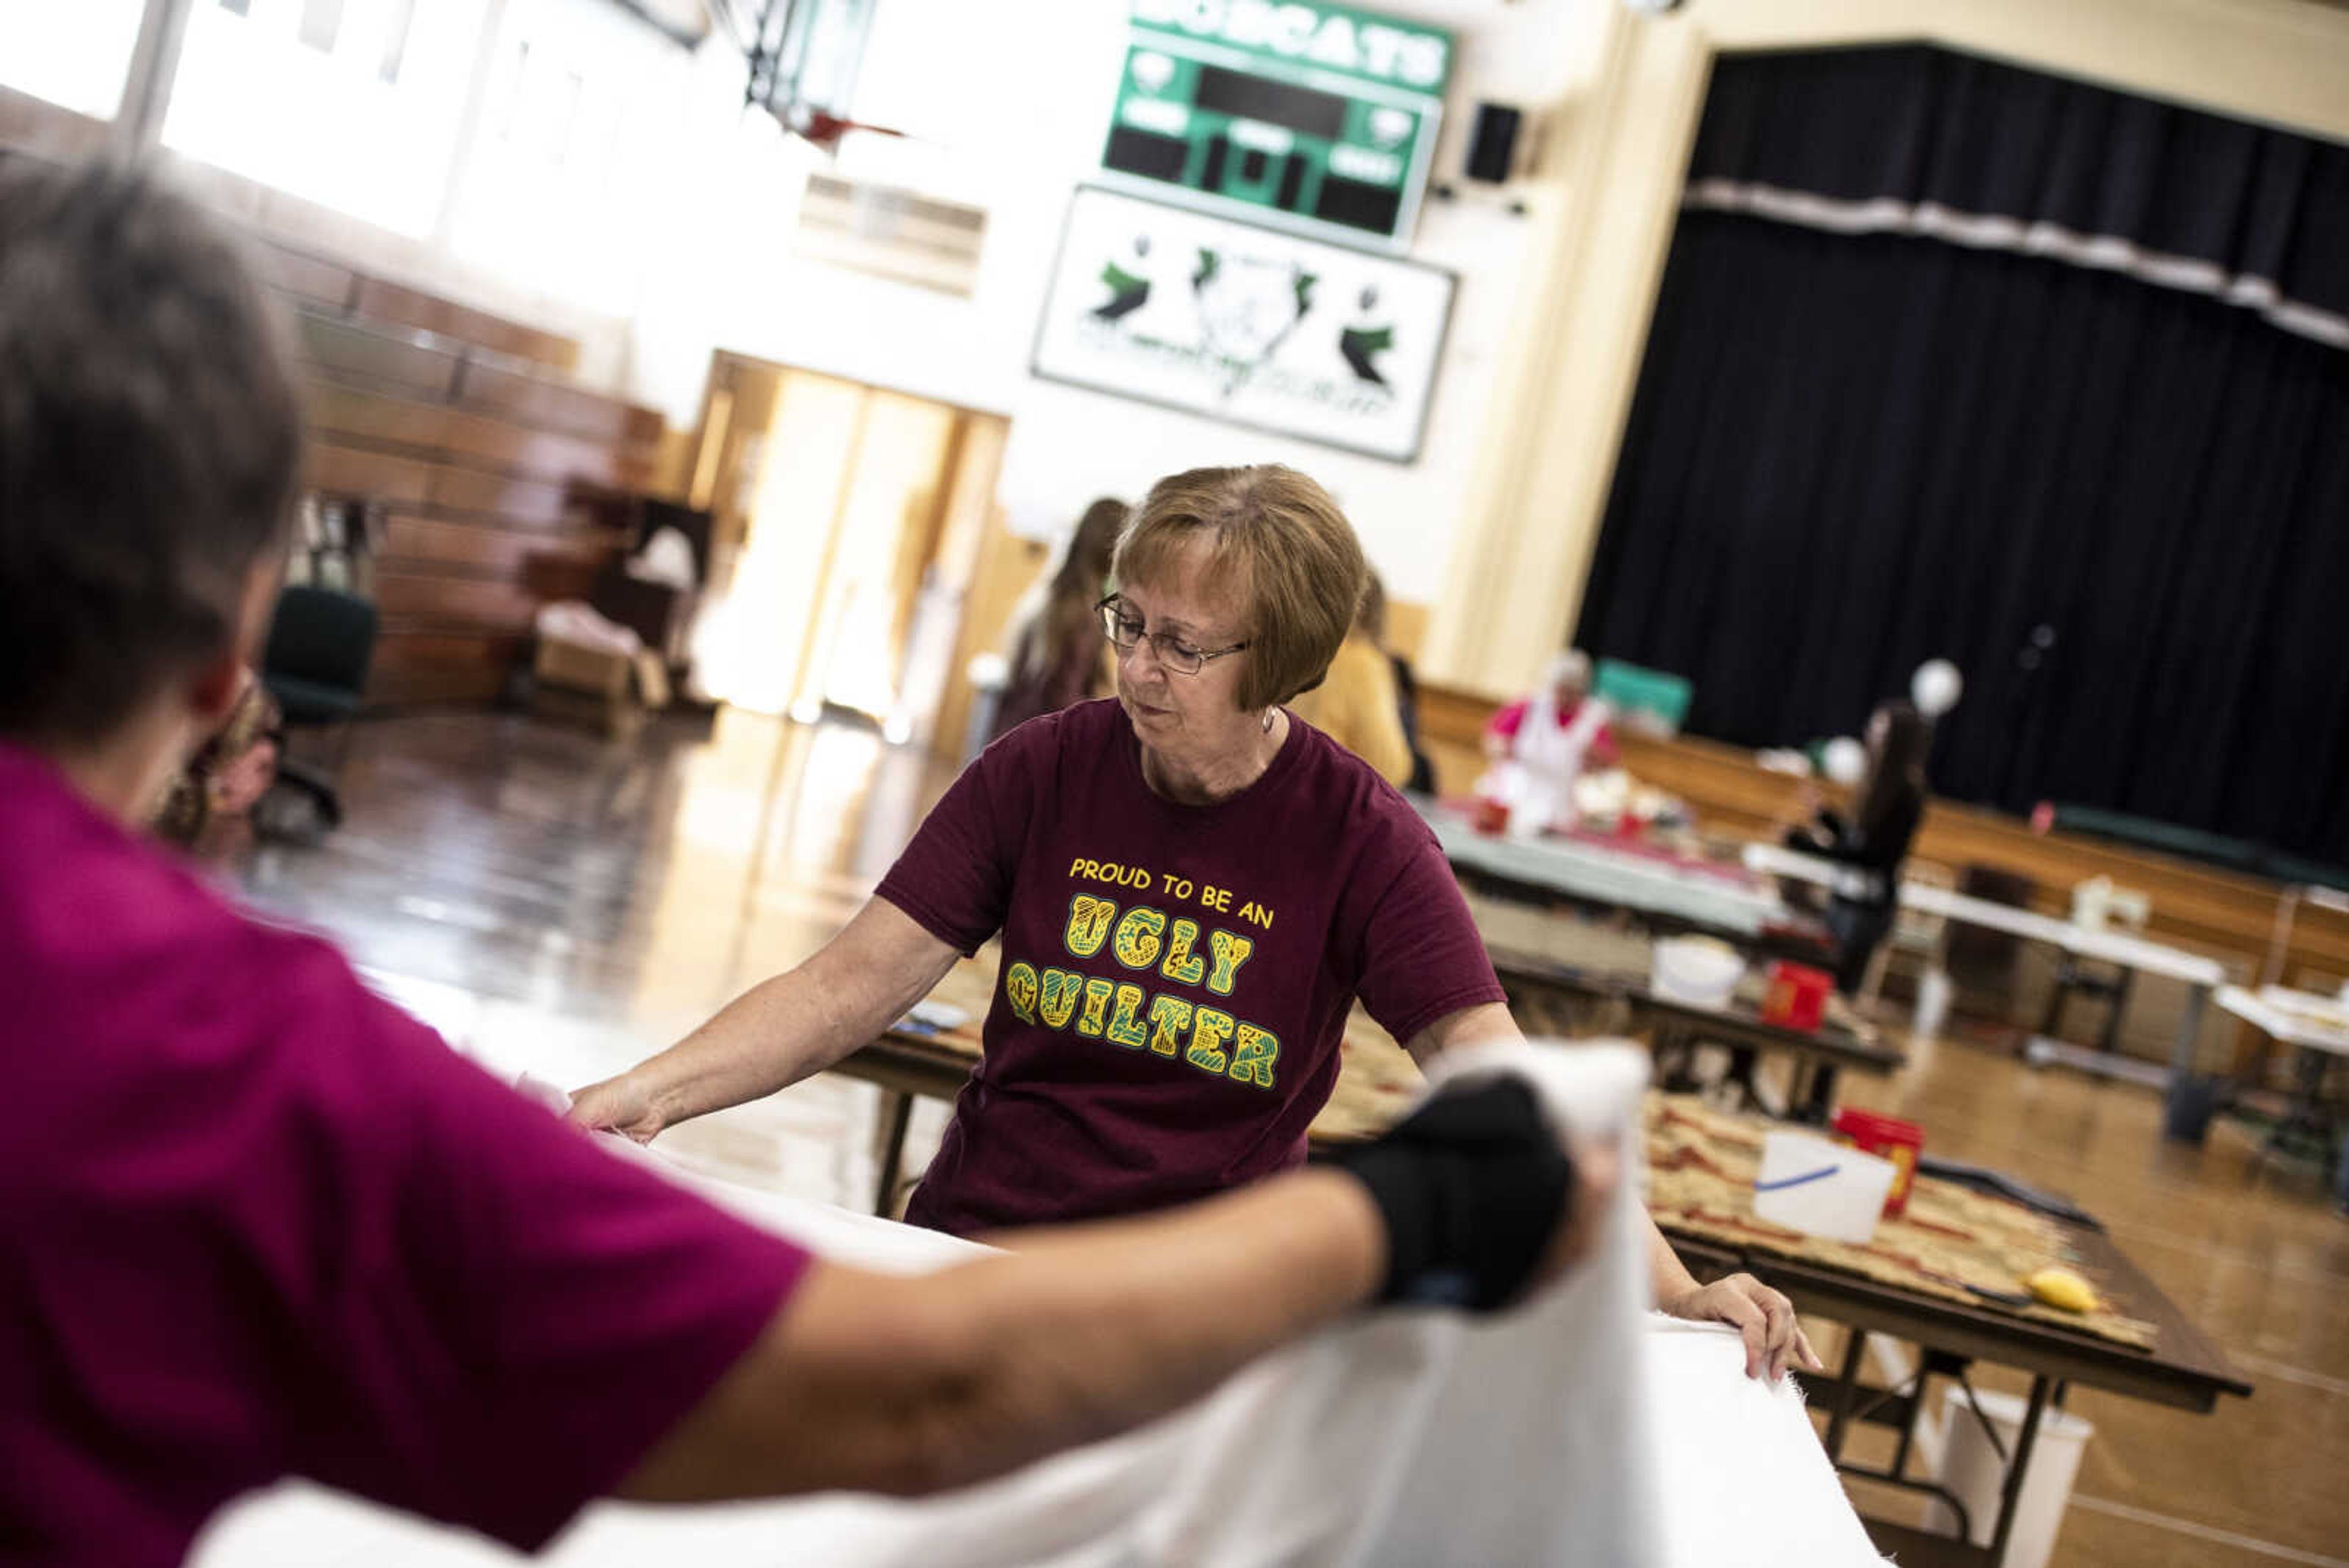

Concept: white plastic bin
[[1651, 936, 1743, 1009], [1925, 1387, 2095, 1568], [1753, 1131, 1897, 1244]]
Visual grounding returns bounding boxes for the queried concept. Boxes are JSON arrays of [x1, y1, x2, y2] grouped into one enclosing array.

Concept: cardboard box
[[535, 636, 633, 700], [530, 680, 644, 741]]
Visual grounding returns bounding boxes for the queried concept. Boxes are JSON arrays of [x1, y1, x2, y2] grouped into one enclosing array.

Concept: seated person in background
[[988, 496, 1126, 742], [1288, 568, 1414, 786], [1479, 648, 1619, 830], [150, 671, 278, 858], [1787, 699, 1931, 995], [1, 158, 1616, 1568], [574, 463, 1814, 1382], [1360, 573, 1439, 795]]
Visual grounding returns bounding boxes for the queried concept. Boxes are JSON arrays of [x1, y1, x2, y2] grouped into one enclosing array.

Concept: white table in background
[[1742, 843, 2229, 1099], [2216, 986, 2349, 1182]]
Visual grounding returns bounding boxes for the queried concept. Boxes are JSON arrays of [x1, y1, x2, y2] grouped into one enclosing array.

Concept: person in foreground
[[574, 466, 1819, 1383], [0, 159, 1612, 1567]]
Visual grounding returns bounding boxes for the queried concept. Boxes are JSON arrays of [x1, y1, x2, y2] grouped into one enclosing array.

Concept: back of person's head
[[1021, 497, 1129, 683], [1056, 497, 1127, 600], [0, 158, 303, 749], [1869, 699, 1931, 779], [1856, 698, 1931, 841], [1543, 648, 1592, 697]]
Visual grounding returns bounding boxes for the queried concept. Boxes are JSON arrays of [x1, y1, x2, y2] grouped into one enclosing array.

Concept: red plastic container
[[1761, 960, 1833, 1031], [1831, 1107, 1926, 1217]]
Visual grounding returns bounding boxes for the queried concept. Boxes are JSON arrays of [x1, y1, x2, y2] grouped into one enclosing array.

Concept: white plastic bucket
[[1650, 937, 1743, 1009], [1752, 1131, 1897, 1244], [1925, 1387, 2095, 1568]]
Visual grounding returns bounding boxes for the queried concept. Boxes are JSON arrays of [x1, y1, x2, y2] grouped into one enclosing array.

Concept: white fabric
[[194, 1044, 1883, 1568], [530, 601, 640, 657], [626, 528, 699, 591]]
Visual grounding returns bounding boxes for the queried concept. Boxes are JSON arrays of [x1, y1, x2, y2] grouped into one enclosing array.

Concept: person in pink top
[[1485, 648, 1622, 771], [0, 158, 1630, 1567]]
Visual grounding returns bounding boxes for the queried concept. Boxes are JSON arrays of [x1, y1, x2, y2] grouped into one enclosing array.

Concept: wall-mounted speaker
[[1465, 103, 1523, 184]]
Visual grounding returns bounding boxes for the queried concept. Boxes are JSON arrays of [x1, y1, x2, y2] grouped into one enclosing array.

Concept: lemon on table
[[2026, 1266, 2099, 1313]]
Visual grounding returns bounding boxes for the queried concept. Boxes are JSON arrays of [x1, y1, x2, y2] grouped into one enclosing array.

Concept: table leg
[[1796, 1060, 1839, 1125], [1986, 1375, 2052, 1566], [2161, 984, 2217, 1145], [1822, 1326, 1870, 1460], [2168, 984, 2211, 1083], [872, 1089, 915, 1217]]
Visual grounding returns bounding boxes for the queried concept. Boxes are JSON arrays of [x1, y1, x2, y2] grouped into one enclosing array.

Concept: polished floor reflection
[[235, 707, 964, 1211], [230, 710, 2346, 1568]]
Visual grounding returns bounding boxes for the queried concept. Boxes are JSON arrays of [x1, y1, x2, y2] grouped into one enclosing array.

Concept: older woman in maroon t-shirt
[[577, 464, 1815, 1380]]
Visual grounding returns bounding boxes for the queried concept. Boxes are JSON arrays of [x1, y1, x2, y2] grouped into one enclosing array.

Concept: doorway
[[684, 353, 1009, 746]]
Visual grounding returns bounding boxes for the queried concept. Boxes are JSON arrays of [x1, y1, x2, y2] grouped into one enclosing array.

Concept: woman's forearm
[[639, 965, 874, 1125], [1644, 1208, 1701, 1307], [620, 1169, 1387, 1503], [629, 901, 959, 1129]]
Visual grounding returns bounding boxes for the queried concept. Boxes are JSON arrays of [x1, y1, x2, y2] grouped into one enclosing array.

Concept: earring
[[1261, 709, 1276, 734]]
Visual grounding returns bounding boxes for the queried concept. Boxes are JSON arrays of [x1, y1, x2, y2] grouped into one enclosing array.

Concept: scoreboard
[[1104, 1, 1453, 251]]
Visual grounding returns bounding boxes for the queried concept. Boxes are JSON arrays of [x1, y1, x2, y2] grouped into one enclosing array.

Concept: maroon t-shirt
[[878, 699, 1504, 1235], [0, 746, 811, 1566]]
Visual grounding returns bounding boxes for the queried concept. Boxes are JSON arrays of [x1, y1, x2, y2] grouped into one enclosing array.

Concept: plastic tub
[[1925, 1388, 2095, 1568], [1651, 937, 1743, 1009], [1831, 1107, 1926, 1217], [1762, 960, 1834, 1030], [1753, 1130, 1898, 1244]]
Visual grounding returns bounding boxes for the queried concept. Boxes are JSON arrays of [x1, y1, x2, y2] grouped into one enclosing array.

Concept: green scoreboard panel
[[1105, 1, 1453, 251]]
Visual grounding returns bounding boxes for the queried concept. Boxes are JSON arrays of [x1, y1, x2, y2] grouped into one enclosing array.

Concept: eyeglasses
[[1097, 595, 1249, 677]]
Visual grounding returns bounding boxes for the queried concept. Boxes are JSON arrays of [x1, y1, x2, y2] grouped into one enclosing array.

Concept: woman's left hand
[[1660, 1273, 1823, 1381]]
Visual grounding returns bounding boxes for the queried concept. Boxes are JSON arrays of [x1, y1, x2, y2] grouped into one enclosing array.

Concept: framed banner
[[1031, 185, 1457, 463]]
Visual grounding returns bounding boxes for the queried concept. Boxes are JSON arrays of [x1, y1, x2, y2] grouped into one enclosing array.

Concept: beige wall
[[1419, 0, 2349, 700]]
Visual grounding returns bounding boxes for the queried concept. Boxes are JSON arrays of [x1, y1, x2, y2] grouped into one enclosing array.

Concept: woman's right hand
[[568, 1072, 665, 1143]]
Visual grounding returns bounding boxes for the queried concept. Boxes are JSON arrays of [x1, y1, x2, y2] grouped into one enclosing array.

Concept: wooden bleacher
[[259, 240, 666, 707], [1, 86, 669, 709]]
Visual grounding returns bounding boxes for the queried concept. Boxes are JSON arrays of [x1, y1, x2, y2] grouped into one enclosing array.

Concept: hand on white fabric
[[566, 1073, 663, 1143], [1660, 1273, 1822, 1381]]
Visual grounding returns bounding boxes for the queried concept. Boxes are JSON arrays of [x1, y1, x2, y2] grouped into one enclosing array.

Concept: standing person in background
[[989, 497, 1126, 742], [1789, 699, 1932, 995], [1288, 569, 1413, 787], [1480, 649, 1619, 830]]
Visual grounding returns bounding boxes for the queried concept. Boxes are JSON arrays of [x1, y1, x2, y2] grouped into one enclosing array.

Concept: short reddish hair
[[1112, 464, 1367, 710]]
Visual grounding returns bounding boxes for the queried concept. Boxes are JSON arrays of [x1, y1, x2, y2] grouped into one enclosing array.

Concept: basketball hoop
[[724, 0, 901, 150]]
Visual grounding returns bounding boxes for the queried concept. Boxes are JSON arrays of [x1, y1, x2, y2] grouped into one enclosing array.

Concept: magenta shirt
[[0, 746, 811, 1566], [878, 699, 1504, 1236]]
